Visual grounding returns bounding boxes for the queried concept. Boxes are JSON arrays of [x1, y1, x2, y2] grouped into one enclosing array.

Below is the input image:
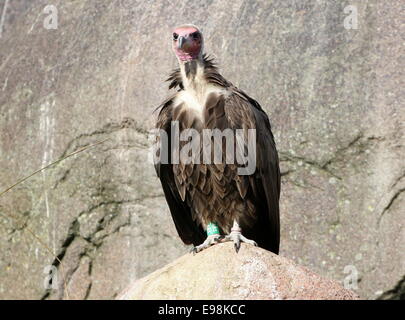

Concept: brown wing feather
[[224, 89, 281, 253], [154, 99, 205, 246]]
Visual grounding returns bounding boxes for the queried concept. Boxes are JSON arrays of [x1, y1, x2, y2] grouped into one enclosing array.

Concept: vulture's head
[[172, 24, 203, 63]]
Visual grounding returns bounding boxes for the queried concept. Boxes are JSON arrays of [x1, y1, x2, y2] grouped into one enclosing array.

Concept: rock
[[0, 0, 403, 299], [117, 243, 358, 300], [378, 276, 405, 300]]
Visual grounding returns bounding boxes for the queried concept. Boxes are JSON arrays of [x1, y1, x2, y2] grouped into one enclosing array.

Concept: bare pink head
[[172, 25, 203, 62]]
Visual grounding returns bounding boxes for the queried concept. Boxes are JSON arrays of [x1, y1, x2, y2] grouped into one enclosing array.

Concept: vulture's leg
[[191, 222, 222, 254], [223, 220, 257, 253]]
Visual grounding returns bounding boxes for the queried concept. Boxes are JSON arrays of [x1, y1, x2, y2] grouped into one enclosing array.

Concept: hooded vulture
[[154, 25, 280, 254]]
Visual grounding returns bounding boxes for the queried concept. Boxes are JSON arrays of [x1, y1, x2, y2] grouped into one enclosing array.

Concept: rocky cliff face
[[117, 243, 359, 300], [0, 0, 403, 299]]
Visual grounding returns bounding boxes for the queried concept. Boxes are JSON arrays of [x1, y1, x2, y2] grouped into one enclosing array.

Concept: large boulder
[[0, 0, 403, 299], [118, 243, 358, 300]]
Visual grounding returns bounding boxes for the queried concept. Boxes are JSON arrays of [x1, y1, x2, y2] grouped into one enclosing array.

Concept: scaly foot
[[191, 234, 222, 254], [223, 227, 257, 253]]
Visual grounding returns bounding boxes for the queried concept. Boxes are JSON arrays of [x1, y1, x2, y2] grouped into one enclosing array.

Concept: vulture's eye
[[173, 33, 179, 41], [191, 32, 200, 39]]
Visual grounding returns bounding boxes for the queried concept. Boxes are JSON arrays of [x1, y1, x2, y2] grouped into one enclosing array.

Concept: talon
[[223, 221, 257, 252], [192, 234, 222, 253]]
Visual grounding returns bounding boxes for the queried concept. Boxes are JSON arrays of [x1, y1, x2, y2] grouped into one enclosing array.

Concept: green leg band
[[207, 222, 220, 236]]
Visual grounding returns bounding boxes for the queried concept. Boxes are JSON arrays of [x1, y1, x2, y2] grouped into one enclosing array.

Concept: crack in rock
[[280, 134, 383, 186]]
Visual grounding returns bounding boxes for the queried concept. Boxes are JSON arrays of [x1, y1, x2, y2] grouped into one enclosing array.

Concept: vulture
[[154, 25, 280, 254]]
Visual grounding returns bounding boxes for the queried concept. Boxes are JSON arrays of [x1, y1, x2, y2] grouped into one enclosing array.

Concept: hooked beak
[[178, 36, 186, 49]]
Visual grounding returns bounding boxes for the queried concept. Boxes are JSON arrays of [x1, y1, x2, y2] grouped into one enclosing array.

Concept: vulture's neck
[[167, 54, 230, 100], [179, 58, 207, 98]]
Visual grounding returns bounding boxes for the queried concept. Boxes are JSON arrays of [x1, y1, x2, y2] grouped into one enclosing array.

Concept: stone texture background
[[0, 0, 403, 299]]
